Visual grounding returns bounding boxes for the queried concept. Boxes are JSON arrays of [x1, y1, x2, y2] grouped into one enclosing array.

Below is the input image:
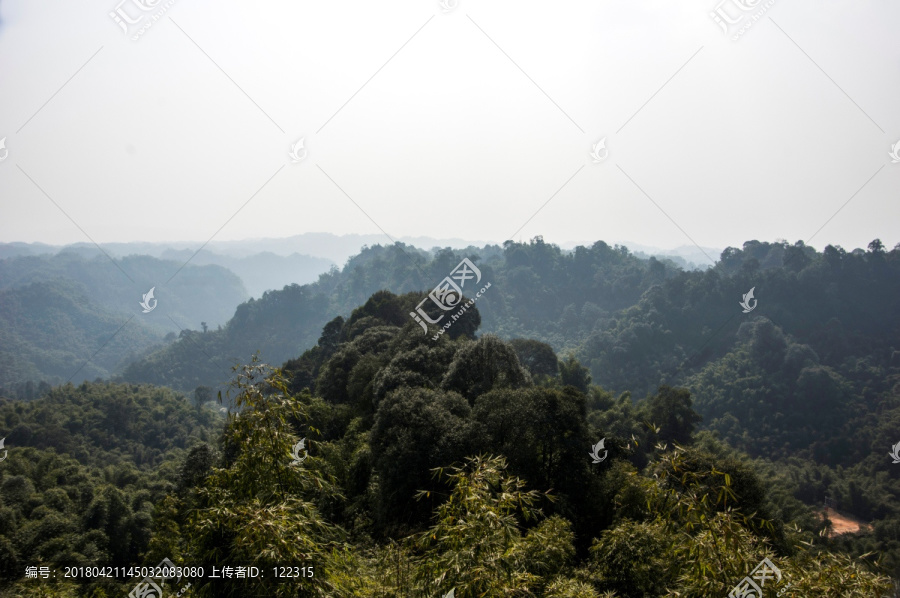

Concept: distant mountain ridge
[[0, 241, 335, 299], [0, 233, 718, 274], [0, 233, 483, 265]]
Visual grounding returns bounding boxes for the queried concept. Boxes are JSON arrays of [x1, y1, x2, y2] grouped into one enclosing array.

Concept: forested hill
[[0, 252, 249, 392], [583, 239, 900, 397], [121, 238, 899, 400], [0, 251, 249, 327], [0, 280, 161, 388]]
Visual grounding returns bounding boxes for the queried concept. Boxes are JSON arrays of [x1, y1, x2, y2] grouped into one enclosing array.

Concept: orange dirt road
[[817, 507, 872, 537]]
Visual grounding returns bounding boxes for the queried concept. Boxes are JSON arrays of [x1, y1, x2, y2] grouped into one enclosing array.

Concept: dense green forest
[[1, 238, 898, 596], [0, 382, 220, 595]]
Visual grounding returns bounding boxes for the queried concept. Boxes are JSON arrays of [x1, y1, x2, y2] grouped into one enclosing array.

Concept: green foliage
[[582, 240, 900, 397], [415, 455, 549, 597], [0, 381, 217, 594], [184, 358, 347, 597], [589, 520, 671, 596], [559, 354, 592, 393], [688, 319, 856, 459], [472, 386, 596, 534], [370, 387, 475, 532], [589, 447, 892, 596], [441, 335, 532, 403], [638, 385, 702, 446], [543, 577, 602, 598]]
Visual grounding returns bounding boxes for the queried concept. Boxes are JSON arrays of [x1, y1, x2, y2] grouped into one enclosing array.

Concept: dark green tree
[[370, 387, 477, 531], [510, 338, 559, 378], [441, 335, 531, 403], [559, 354, 592, 393], [640, 385, 702, 446]]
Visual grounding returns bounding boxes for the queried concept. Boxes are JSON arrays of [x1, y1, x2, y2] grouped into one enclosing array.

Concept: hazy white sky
[[0, 0, 897, 257]]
